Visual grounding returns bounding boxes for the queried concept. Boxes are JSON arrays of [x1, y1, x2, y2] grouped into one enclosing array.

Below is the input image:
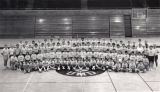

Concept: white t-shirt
[[1, 48, 9, 56]]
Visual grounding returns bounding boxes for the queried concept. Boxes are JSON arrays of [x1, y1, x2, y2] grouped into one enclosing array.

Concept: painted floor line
[[137, 73, 153, 92], [22, 73, 34, 92], [107, 72, 117, 92]]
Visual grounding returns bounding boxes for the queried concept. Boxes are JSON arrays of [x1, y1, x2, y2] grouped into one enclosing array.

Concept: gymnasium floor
[[0, 38, 160, 92]]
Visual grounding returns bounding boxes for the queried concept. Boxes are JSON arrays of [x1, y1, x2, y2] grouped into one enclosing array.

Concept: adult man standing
[[1, 44, 9, 69]]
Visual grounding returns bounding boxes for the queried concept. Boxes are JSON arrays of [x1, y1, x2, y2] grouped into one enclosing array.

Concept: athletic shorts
[[148, 56, 154, 62], [39, 64, 43, 68], [108, 66, 112, 69], [10, 61, 15, 65]]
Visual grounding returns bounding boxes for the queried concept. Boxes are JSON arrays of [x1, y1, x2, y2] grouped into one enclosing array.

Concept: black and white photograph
[[0, 0, 160, 92]]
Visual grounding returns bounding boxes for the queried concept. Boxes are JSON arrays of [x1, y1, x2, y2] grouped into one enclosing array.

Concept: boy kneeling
[[137, 61, 146, 73], [129, 60, 138, 73]]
